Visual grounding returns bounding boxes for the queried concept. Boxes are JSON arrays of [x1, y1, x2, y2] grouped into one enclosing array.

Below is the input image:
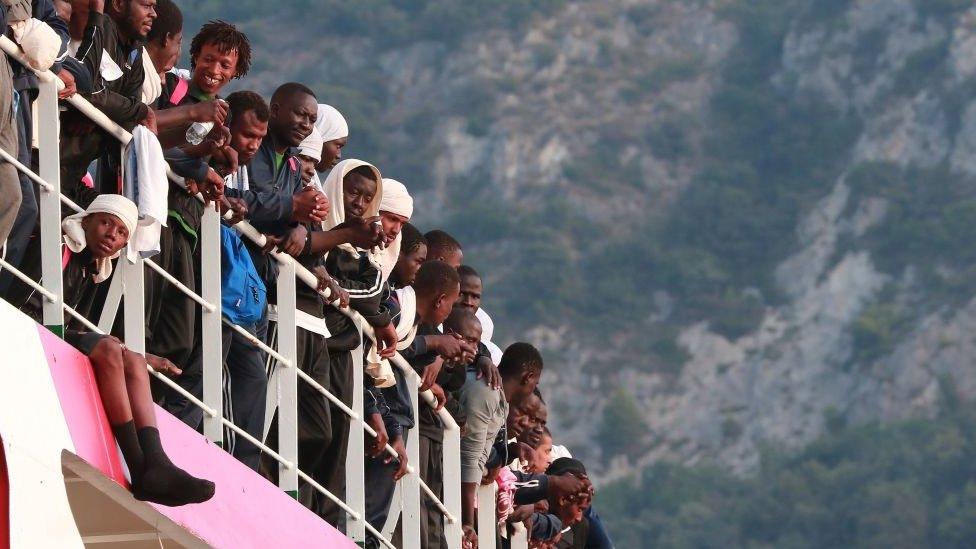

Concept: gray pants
[[420, 434, 446, 549], [0, 53, 22, 247]]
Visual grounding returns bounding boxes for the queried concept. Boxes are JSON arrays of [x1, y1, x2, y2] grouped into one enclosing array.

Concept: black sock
[[134, 427, 215, 506], [112, 421, 144, 485]]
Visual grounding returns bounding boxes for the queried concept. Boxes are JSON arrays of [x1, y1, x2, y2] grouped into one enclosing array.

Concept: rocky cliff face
[[186, 0, 976, 479]]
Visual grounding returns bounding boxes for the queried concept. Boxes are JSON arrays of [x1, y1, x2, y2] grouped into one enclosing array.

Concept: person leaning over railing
[[145, 16, 247, 429], [0, 0, 70, 296], [60, 0, 156, 207], [7, 194, 215, 506], [0, 1, 20, 248]]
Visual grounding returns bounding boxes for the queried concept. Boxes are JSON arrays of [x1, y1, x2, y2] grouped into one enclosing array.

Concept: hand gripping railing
[[2, 35, 468, 549]]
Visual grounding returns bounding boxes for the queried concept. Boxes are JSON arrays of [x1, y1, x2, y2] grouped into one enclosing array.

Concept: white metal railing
[[1, 35, 469, 549]]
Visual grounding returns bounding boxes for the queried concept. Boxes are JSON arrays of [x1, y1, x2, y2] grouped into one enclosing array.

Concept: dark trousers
[[221, 323, 268, 471], [0, 55, 21, 249], [313, 348, 354, 528], [419, 433, 446, 549], [365, 429, 409, 545], [146, 225, 198, 369], [0, 90, 35, 295], [264, 324, 334, 486]]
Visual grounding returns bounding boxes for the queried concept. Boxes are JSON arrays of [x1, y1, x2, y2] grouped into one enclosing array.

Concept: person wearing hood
[[9, 195, 216, 507], [314, 103, 347, 174], [297, 126, 323, 186]]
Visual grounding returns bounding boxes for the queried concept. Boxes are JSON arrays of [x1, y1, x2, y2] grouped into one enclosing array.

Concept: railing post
[[346, 317, 367, 542], [276, 259, 298, 496], [443, 424, 464, 549], [121, 254, 145, 354], [200, 204, 223, 444], [36, 78, 63, 331], [510, 522, 529, 549], [477, 483, 498, 549], [402, 376, 421, 546]]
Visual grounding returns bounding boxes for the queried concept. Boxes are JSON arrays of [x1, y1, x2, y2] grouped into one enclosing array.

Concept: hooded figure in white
[[62, 194, 139, 282], [320, 159, 396, 386], [376, 178, 413, 285]]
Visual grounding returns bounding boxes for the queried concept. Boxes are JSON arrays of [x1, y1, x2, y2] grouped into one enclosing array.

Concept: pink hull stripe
[[37, 325, 356, 548]]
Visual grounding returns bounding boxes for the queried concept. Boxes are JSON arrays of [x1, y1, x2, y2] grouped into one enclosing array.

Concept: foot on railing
[[133, 426, 216, 506]]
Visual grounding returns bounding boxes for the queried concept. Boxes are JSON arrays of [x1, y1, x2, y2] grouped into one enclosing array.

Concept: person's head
[[545, 458, 593, 528], [455, 265, 482, 313], [413, 260, 461, 326], [66, 195, 138, 260], [270, 83, 317, 148], [342, 165, 378, 221], [144, 0, 181, 74], [424, 230, 463, 268], [106, 0, 157, 42], [393, 223, 427, 287], [225, 91, 269, 164], [443, 308, 482, 349], [297, 128, 324, 184], [54, 0, 72, 23], [189, 20, 251, 97], [527, 428, 554, 474], [498, 342, 544, 407], [315, 104, 349, 171], [517, 389, 548, 447], [379, 178, 413, 247]]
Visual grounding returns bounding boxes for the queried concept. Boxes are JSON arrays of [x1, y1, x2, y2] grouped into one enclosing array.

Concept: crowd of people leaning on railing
[[0, 0, 615, 547]]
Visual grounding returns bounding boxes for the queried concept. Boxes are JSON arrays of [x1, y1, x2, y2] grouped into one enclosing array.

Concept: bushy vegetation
[[600, 404, 976, 548]]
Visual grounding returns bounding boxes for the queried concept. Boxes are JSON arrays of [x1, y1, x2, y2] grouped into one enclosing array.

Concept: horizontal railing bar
[[294, 469, 396, 549]]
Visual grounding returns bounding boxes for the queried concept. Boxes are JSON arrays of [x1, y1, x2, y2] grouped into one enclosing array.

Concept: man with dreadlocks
[[147, 20, 253, 427]]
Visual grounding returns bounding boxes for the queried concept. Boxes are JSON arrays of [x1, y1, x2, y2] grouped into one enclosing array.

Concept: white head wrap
[[315, 104, 349, 143], [298, 127, 324, 162], [61, 195, 138, 283], [321, 159, 384, 257], [376, 178, 413, 284]]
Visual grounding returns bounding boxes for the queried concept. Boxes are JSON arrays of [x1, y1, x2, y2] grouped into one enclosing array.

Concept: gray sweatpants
[[0, 53, 22, 247]]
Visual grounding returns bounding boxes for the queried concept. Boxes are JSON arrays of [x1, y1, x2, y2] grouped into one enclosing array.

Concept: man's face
[[342, 172, 377, 221], [456, 274, 482, 312], [527, 436, 553, 474], [554, 494, 589, 528], [81, 212, 129, 258], [191, 42, 238, 96], [379, 211, 409, 246], [299, 156, 317, 184], [446, 319, 482, 349], [116, 0, 156, 41], [271, 92, 317, 147], [432, 283, 460, 327], [229, 109, 268, 164], [394, 243, 426, 286], [158, 30, 182, 73], [317, 137, 346, 171], [517, 394, 547, 446]]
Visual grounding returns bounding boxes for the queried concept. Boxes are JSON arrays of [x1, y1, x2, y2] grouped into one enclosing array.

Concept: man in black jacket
[[60, 0, 156, 207]]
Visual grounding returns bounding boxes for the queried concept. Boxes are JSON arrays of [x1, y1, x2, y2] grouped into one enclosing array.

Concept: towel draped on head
[[376, 178, 413, 283], [61, 194, 139, 283], [298, 127, 324, 163], [315, 104, 349, 143], [321, 159, 384, 257]]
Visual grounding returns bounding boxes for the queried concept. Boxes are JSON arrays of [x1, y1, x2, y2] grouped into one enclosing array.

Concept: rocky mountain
[[180, 0, 976, 482]]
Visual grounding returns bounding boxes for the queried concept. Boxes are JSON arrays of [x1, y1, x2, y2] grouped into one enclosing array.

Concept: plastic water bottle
[[185, 121, 215, 145]]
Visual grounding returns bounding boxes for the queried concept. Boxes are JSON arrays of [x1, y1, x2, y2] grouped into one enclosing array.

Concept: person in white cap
[[314, 103, 348, 172], [10, 195, 216, 507], [297, 126, 325, 187]]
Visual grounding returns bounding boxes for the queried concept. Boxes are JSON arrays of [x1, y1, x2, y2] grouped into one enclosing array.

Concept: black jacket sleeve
[[164, 147, 209, 182], [77, 13, 148, 130], [224, 186, 295, 225], [512, 470, 550, 505]]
